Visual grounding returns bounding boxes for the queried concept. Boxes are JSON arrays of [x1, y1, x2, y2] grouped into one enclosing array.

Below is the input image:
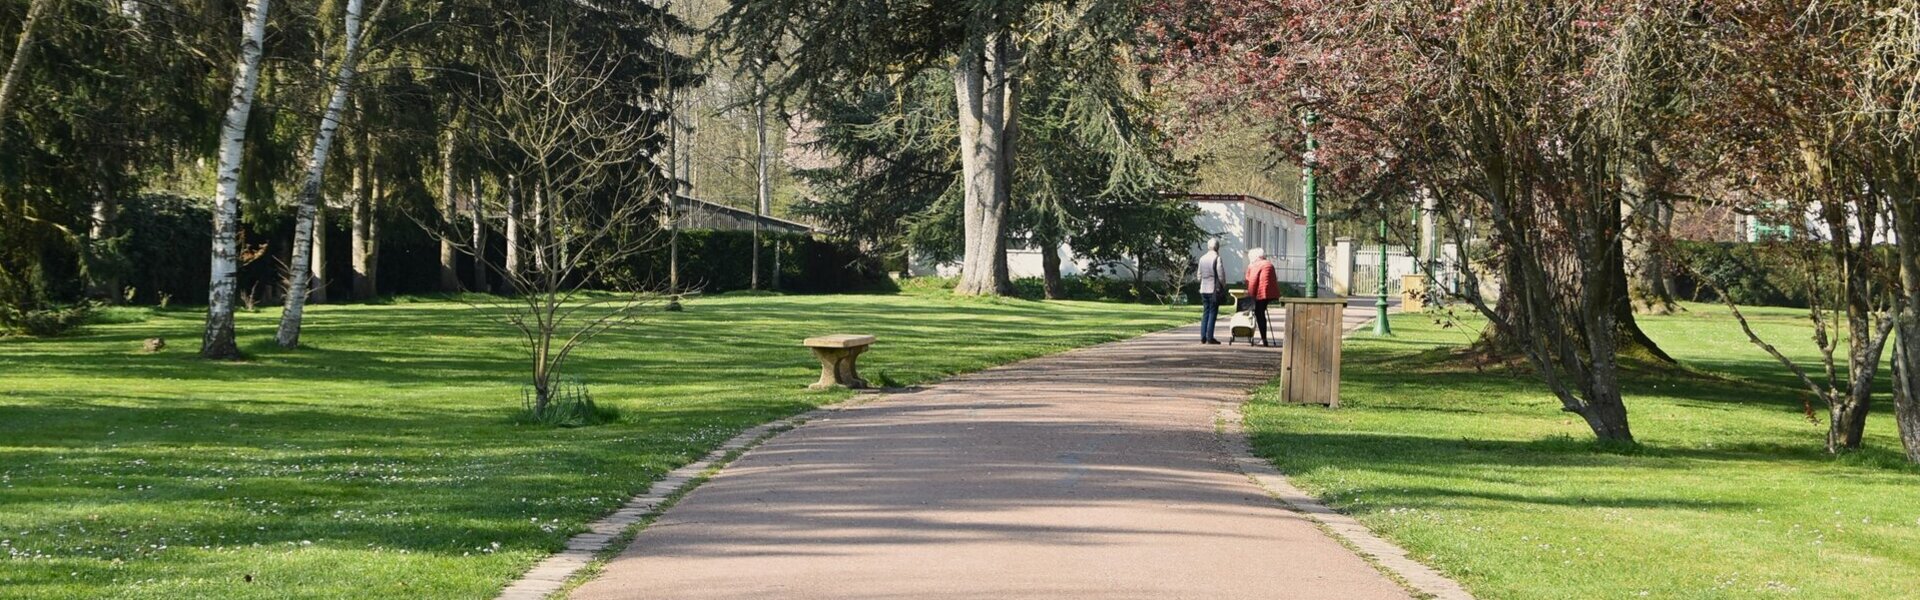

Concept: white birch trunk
[[752, 87, 768, 290], [437, 125, 460, 291], [505, 176, 521, 281], [277, 0, 370, 348], [531, 188, 545, 273], [470, 178, 487, 292], [350, 159, 371, 299], [200, 0, 271, 359], [0, 0, 51, 145], [312, 199, 328, 303]]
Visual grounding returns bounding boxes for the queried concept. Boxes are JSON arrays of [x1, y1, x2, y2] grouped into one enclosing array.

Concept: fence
[[1350, 247, 1416, 296]]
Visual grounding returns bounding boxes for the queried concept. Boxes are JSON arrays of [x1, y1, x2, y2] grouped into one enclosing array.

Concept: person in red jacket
[[1245, 247, 1280, 347]]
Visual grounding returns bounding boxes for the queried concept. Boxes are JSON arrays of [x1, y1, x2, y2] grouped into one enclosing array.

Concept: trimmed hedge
[[94, 195, 890, 306], [603, 230, 895, 295]]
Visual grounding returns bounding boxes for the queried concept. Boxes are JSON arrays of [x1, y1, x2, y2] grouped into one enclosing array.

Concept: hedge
[[604, 230, 895, 295], [94, 195, 891, 307]]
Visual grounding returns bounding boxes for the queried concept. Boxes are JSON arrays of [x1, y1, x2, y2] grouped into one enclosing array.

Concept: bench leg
[[809, 346, 870, 390]]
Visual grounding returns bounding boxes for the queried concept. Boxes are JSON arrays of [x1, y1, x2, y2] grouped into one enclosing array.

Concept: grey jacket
[[1197, 251, 1227, 294]]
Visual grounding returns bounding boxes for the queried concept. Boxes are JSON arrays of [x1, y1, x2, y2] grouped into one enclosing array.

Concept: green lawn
[[0, 292, 1193, 599], [1247, 304, 1920, 599]]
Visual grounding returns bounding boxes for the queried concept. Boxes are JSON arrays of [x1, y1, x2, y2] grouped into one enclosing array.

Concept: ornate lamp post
[[1302, 111, 1320, 298], [1374, 216, 1392, 335]]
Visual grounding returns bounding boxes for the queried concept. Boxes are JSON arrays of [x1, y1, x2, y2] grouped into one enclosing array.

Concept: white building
[[1745, 202, 1898, 245], [1184, 194, 1311, 285], [924, 194, 1312, 286]]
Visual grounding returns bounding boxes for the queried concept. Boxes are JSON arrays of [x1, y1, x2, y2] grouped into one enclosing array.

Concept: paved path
[[573, 303, 1409, 600]]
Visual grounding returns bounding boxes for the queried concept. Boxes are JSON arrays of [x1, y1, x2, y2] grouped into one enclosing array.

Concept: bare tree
[[1854, 0, 1920, 461], [460, 25, 671, 415], [200, 0, 272, 359], [1706, 1, 1901, 453], [278, 0, 386, 349]]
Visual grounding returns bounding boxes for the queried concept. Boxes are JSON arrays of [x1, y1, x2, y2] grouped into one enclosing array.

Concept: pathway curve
[[572, 303, 1415, 599]]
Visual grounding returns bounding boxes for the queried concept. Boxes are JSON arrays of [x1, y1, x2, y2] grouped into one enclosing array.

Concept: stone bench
[[803, 334, 876, 390]]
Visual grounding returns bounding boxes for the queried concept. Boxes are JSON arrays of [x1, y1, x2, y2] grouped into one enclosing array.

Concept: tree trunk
[[87, 165, 119, 302], [951, 29, 1017, 296], [278, 0, 369, 348], [752, 89, 767, 290], [1040, 236, 1066, 300], [1576, 390, 1634, 442], [312, 199, 327, 303], [437, 124, 460, 292], [1892, 192, 1920, 462], [0, 0, 51, 145], [470, 178, 487, 293], [1623, 161, 1676, 315], [1823, 197, 1894, 453], [1611, 236, 1676, 364], [349, 136, 375, 300], [367, 172, 382, 292], [1897, 342, 1920, 463], [505, 176, 520, 284], [531, 188, 545, 274], [200, 0, 271, 360]]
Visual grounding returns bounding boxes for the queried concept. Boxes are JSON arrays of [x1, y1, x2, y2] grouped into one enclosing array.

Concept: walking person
[[1196, 238, 1227, 344], [1246, 247, 1280, 347]]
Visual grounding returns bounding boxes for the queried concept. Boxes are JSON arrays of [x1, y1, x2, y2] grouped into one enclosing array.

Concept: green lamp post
[[1374, 216, 1392, 336], [1302, 111, 1320, 298]]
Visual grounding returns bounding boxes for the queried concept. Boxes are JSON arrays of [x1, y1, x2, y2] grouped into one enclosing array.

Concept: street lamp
[[1374, 216, 1392, 335], [1301, 111, 1320, 298]]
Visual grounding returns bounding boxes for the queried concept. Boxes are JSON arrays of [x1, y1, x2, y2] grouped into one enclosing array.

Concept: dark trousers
[[1253, 299, 1272, 345], [1200, 291, 1222, 341]]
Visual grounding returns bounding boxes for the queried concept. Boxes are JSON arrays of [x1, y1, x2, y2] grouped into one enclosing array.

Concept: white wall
[[1193, 200, 1308, 284], [911, 199, 1309, 285], [1192, 201, 1249, 280]]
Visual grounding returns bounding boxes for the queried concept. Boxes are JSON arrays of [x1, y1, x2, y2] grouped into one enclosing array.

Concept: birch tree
[[0, 0, 50, 143], [200, 0, 272, 359], [276, 0, 384, 348]]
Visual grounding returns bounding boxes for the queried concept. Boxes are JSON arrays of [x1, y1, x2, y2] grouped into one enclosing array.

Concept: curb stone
[[492, 401, 857, 600], [1216, 407, 1475, 600], [1217, 304, 1474, 600]]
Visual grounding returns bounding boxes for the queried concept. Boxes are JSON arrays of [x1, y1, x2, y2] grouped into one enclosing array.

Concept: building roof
[[673, 195, 817, 233], [1175, 193, 1306, 223]]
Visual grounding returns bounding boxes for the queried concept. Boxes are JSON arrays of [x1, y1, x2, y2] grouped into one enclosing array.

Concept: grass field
[[1247, 304, 1920, 599], [0, 292, 1193, 599]]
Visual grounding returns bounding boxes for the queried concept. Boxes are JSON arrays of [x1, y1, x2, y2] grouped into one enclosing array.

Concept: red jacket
[[1247, 259, 1281, 301]]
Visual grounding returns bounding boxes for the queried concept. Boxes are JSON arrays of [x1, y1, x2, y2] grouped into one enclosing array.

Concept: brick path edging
[[1214, 305, 1474, 600], [493, 404, 844, 600], [1216, 407, 1476, 600]]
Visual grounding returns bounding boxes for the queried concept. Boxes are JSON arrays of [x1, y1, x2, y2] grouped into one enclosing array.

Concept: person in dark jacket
[[1245, 247, 1281, 347]]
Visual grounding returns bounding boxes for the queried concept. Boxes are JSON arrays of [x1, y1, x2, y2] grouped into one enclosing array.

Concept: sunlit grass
[[0, 292, 1193, 599], [1247, 303, 1920, 599]]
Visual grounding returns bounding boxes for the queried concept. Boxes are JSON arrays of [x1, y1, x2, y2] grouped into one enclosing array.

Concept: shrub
[[1670, 241, 1812, 308], [0, 303, 96, 337], [517, 378, 618, 428]]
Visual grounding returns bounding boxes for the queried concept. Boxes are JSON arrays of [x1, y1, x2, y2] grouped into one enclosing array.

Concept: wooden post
[[1280, 297, 1349, 407]]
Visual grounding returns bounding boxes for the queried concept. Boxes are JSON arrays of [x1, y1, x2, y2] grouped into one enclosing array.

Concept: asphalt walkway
[[572, 303, 1409, 599]]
